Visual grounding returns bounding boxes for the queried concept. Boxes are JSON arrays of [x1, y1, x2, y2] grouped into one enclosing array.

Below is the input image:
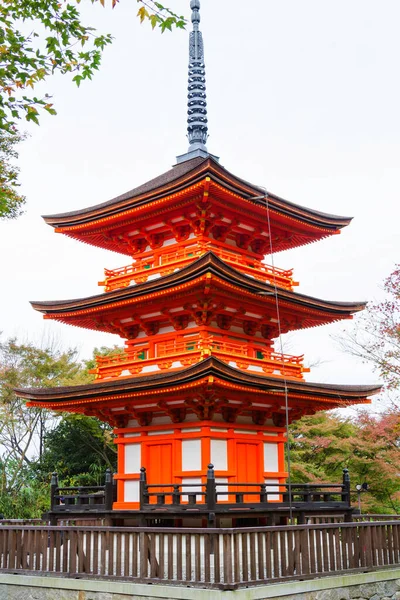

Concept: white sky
[[1, 0, 399, 404]]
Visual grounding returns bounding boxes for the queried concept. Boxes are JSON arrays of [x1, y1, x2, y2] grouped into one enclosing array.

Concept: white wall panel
[[215, 478, 228, 501], [182, 439, 201, 471], [263, 443, 279, 472], [211, 439, 228, 471], [124, 480, 140, 502], [265, 478, 280, 501], [124, 443, 141, 473]]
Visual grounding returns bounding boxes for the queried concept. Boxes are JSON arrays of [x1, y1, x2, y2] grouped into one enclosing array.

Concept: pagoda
[[18, 0, 379, 512]]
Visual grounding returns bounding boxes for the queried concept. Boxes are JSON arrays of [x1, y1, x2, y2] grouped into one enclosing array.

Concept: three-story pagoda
[[18, 0, 380, 511]]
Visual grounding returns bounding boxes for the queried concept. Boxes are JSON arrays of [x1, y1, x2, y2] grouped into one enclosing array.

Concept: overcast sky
[[1, 0, 399, 406]]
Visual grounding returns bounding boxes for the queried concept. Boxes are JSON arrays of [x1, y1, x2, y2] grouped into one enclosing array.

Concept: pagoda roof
[[17, 357, 380, 412], [30, 253, 365, 335], [42, 156, 351, 235]]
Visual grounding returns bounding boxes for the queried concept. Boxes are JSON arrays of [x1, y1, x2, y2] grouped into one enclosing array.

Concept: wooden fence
[[1, 521, 400, 590]]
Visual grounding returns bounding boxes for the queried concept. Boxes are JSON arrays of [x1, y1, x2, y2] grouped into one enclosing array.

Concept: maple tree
[[0, 0, 185, 219], [290, 410, 400, 514], [341, 265, 400, 395]]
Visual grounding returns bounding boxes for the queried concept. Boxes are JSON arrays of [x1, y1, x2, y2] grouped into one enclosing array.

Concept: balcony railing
[[90, 335, 309, 381], [99, 241, 297, 292]]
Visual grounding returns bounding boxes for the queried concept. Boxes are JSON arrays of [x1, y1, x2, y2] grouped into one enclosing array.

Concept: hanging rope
[[248, 191, 294, 523]]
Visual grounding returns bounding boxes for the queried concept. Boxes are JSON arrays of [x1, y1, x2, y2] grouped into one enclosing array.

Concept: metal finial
[[187, 0, 208, 152]]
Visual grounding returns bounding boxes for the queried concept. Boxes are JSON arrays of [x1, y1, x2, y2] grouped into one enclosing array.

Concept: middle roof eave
[[16, 356, 381, 403], [30, 252, 366, 316]]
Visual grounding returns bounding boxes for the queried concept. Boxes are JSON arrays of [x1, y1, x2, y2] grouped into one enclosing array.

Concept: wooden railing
[[99, 241, 297, 292], [50, 470, 116, 514], [1, 520, 400, 589], [91, 335, 309, 380], [138, 465, 351, 522]]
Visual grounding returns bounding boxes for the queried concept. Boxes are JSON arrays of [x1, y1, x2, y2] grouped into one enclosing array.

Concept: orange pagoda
[[19, 0, 379, 517]]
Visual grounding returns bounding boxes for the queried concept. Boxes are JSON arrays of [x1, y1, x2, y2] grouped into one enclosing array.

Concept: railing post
[[105, 468, 114, 511], [342, 468, 351, 506], [206, 464, 216, 511], [260, 483, 267, 503], [173, 484, 181, 505], [50, 472, 59, 510], [140, 467, 148, 509]]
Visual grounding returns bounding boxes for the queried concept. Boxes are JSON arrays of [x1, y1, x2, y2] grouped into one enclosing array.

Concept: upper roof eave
[[41, 156, 352, 230]]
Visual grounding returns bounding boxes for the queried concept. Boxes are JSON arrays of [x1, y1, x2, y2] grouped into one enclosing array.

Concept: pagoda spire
[[187, 0, 208, 152], [176, 0, 219, 164]]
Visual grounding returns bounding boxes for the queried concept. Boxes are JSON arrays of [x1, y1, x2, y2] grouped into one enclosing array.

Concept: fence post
[[342, 468, 350, 506], [206, 464, 216, 511], [140, 467, 148, 509], [50, 472, 59, 510], [105, 468, 114, 511]]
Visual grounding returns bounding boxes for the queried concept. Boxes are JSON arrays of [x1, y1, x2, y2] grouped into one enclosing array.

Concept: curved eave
[[42, 157, 352, 234], [17, 357, 381, 409], [30, 253, 366, 323]]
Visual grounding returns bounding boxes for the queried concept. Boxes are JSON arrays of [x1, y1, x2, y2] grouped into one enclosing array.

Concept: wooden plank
[[279, 530, 287, 577], [376, 525, 383, 566], [371, 524, 378, 567], [123, 533, 130, 578], [62, 530, 69, 573], [287, 529, 294, 576], [265, 530, 272, 580], [214, 534, 220, 585], [383, 525, 389, 565], [334, 526, 342, 571], [77, 531, 84, 574], [84, 531, 91, 574], [294, 528, 301, 576], [115, 532, 122, 577], [301, 528, 310, 575], [223, 534, 233, 585], [34, 529, 42, 571], [195, 534, 201, 582], [185, 534, 191, 582], [159, 533, 165, 580], [48, 530, 54, 572], [321, 528, 329, 572], [100, 531, 106, 576], [22, 531, 30, 570], [272, 531, 280, 579], [15, 530, 22, 571], [176, 531, 182, 581], [328, 528, 335, 571], [233, 532, 240, 584], [132, 532, 138, 578], [167, 533, 173, 580], [204, 534, 210, 583], [308, 527, 316, 573], [257, 531, 264, 579], [150, 534, 157, 578], [315, 528, 322, 572], [357, 526, 365, 568], [140, 532, 147, 579], [9, 529, 16, 570], [93, 531, 99, 575], [393, 523, 400, 563], [241, 532, 248, 582], [250, 532, 257, 581], [108, 530, 114, 576], [69, 530, 77, 574], [0, 530, 4, 569]]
